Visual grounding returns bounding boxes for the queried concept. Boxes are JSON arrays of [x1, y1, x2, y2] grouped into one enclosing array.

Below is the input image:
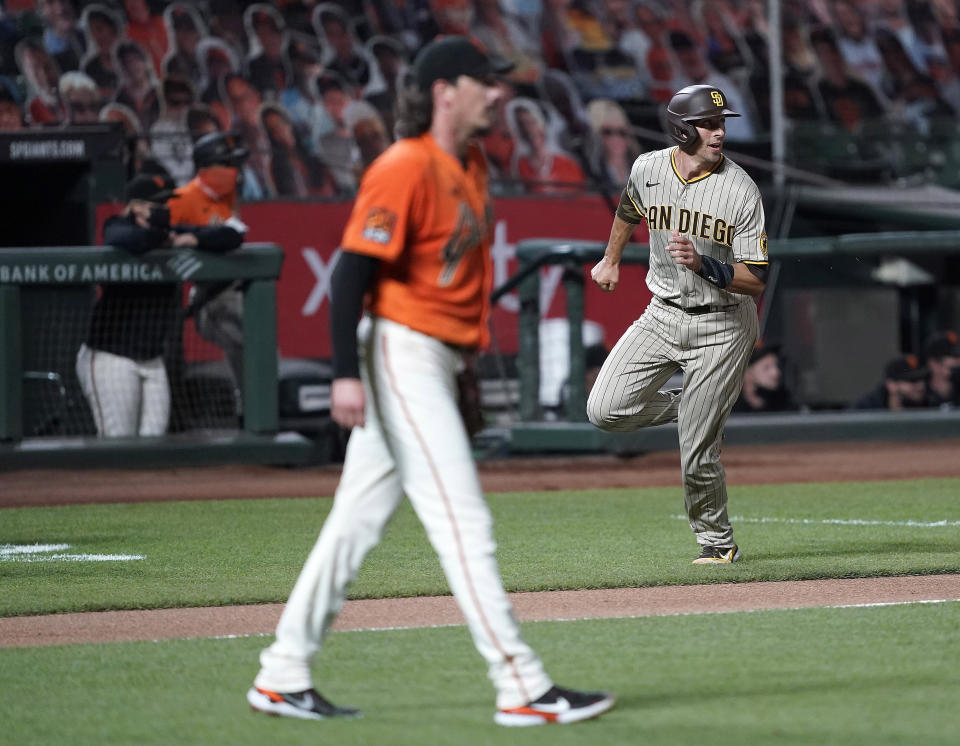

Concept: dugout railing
[[0, 242, 314, 468], [496, 232, 960, 453]]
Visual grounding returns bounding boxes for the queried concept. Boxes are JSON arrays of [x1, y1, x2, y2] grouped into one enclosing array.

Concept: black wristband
[[697, 255, 734, 289]]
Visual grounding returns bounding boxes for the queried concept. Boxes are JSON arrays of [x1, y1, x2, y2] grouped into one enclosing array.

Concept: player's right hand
[[591, 256, 620, 292], [331, 378, 366, 429]]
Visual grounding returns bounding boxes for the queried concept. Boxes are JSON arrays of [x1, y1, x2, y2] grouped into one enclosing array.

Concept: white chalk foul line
[[672, 515, 960, 528], [0, 544, 144, 562], [0, 543, 71, 555]]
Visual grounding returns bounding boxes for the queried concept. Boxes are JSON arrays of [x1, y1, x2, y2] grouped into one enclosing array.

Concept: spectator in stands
[[260, 101, 339, 197], [244, 3, 291, 98], [76, 173, 192, 438], [732, 344, 795, 413], [874, 0, 927, 73], [59, 70, 101, 124], [149, 75, 195, 185], [597, 0, 647, 70], [584, 97, 641, 188], [79, 4, 122, 100], [539, 0, 591, 69], [363, 0, 435, 52], [874, 27, 954, 133], [207, 0, 248, 59], [740, 0, 770, 65], [831, 0, 886, 94], [344, 98, 390, 177], [507, 96, 587, 194], [222, 72, 273, 197], [100, 101, 153, 176], [313, 70, 360, 193], [472, 0, 544, 84], [113, 39, 161, 131], [810, 27, 888, 133], [634, 2, 683, 103], [197, 38, 241, 130], [36, 0, 85, 73], [922, 330, 960, 408], [697, 0, 754, 80], [186, 102, 220, 140], [906, 1, 950, 76], [366, 34, 408, 135], [281, 36, 334, 154], [430, 0, 475, 37], [313, 3, 387, 98], [851, 354, 929, 410], [16, 36, 62, 124], [0, 83, 24, 130], [480, 79, 518, 180], [121, 0, 168, 76], [669, 30, 759, 140], [162, 4, 206, 83], [538, 68, 592, 159]]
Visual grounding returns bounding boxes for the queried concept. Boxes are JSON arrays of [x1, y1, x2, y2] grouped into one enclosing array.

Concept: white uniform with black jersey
[[587, 146, 768, 549]]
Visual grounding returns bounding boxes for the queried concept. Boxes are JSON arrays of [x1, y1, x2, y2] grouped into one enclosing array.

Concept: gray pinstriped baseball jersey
[[624, 147, 768, 307], [587, 146, 768, 550]]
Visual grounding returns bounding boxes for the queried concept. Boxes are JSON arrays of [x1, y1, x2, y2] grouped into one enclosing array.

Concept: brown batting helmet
[[665, 85, 740, 148]]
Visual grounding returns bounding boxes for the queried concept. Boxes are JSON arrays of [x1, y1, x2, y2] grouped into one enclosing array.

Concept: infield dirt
[[3, 439, 959, 646]]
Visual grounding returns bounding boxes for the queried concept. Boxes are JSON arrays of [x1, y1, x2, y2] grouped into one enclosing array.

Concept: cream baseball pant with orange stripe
[[587, 299, 758, 548], [254, 316, 552, 709]]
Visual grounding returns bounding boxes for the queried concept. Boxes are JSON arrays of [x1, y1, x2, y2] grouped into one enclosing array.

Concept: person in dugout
[[168, 130, 249, 417], [76, 172, 242, 437]]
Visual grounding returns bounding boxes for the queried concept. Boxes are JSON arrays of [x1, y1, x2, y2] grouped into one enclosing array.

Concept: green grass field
[[1, 479, 958, 616], [1, 604, 958, 745], [2, 478, 959, 743]]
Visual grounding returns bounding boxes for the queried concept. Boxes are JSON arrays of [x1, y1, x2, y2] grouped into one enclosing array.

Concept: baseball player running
[[588, 84, 769, 564], [248, 36, 615, 727]]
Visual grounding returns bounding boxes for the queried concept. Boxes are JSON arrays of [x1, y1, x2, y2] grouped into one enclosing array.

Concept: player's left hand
[[667, 230, 702, 273]]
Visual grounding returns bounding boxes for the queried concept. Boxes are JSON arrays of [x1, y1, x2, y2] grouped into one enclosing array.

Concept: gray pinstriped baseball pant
[[587, 299, 758, 547]]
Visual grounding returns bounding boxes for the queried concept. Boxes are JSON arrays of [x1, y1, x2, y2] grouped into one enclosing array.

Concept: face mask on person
[[199, 165, 239, 197]]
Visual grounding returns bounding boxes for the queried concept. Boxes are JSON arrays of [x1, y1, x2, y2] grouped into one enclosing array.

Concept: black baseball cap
[[923, 330, 960, 360], [412, 36, 514, 92], [884, 355, 928, 382], [126, 173, 177, 203]]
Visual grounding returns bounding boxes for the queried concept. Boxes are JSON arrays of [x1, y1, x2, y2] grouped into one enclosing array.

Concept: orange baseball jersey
[[341, 133, 494, 349], [168, 177, 236, 225]]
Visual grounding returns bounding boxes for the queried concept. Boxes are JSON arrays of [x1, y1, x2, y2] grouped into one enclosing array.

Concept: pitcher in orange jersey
[[249, 36, 615, 727]]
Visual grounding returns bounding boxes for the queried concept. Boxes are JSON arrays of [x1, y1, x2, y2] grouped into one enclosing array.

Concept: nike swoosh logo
[[646, 181, 660, 187], [533, 696, 572, 713], [287, 693, 314, 708]]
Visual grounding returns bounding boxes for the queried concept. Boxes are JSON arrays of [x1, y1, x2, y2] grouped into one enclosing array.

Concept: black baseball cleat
[[247, 686, 361, 720], [494, 685, 615, 726], [692, 544, 741, 564]]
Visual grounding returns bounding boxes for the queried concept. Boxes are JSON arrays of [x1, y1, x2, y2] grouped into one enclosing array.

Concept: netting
[[21, 284, 239, 439]]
